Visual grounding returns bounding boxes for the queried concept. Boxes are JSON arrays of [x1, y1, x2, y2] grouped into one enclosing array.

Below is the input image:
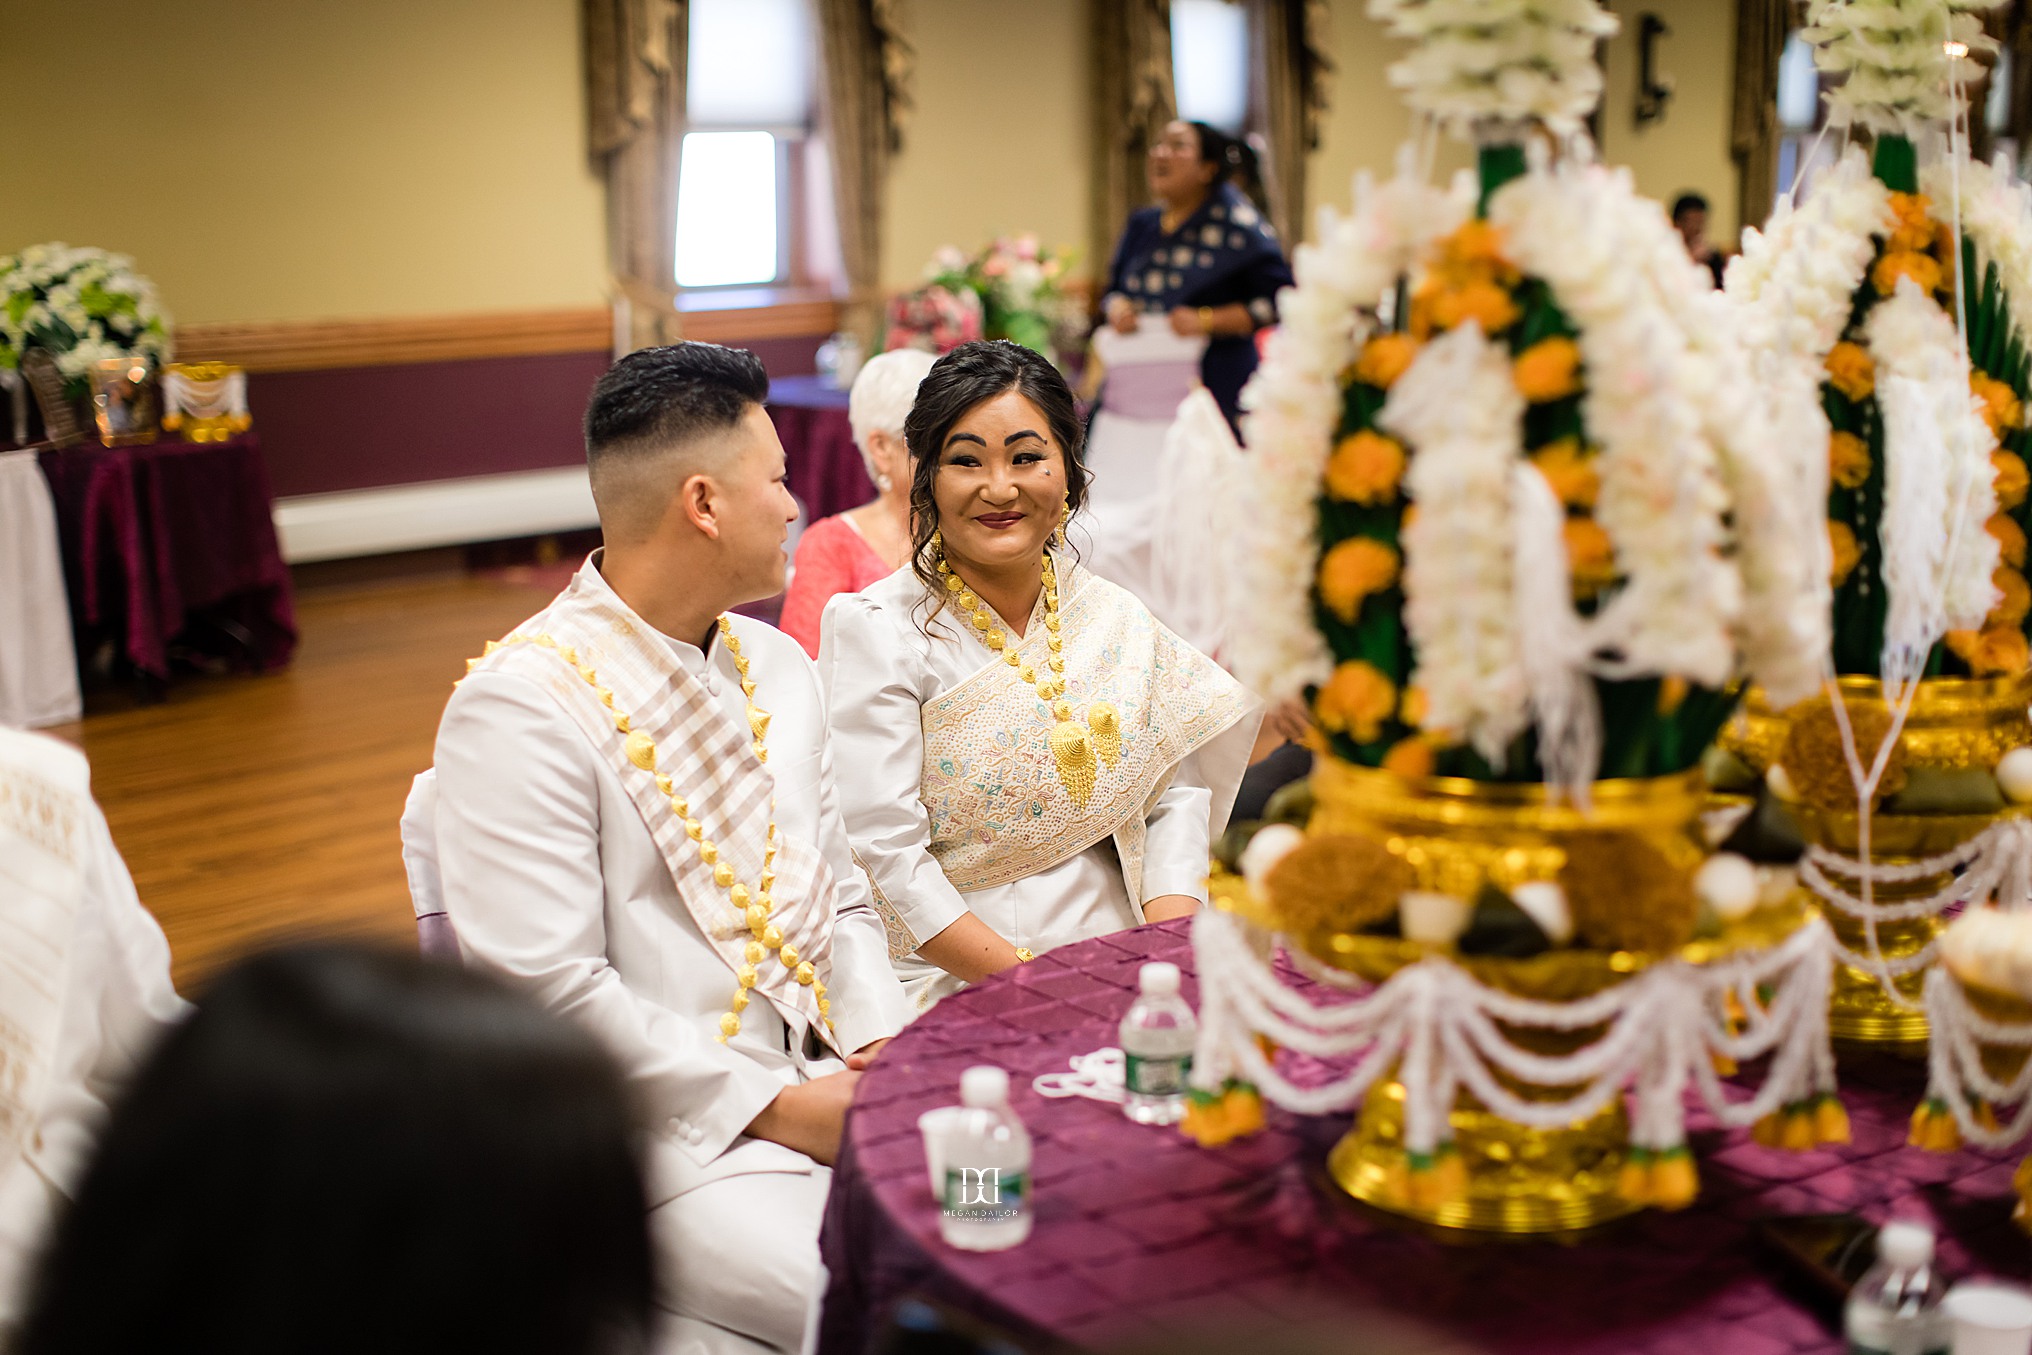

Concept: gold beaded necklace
[[931, 535, 1120, 805], [469, 618, 831, 1042]]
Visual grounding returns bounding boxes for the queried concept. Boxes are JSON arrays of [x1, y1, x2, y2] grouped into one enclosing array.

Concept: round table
[[819, 921, 2031, 1355]]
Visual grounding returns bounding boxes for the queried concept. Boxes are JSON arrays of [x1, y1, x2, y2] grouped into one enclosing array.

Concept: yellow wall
[[0, 0, 609, 325], [0, 0, 1746, 325], [881, 0, 1091, 288], [1599, 0, 1742, 243], [1308, 1, 1474, 236], [1306, 0, 1740, 243]]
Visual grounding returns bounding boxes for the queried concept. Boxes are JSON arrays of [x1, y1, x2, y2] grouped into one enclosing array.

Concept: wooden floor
[[44, 569, 559, 992]]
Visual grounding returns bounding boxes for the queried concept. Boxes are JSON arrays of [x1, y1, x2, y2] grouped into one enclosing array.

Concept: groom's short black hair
[[583, 342, 771, 541], [584, 341, 769, 462]]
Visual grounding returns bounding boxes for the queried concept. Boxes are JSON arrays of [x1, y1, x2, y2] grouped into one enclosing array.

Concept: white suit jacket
[[0, 736, 185, 1329], [426, 603, 909, 1207]]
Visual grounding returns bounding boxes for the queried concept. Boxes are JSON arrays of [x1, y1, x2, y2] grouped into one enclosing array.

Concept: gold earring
[[1054, 493, 1070, 548]]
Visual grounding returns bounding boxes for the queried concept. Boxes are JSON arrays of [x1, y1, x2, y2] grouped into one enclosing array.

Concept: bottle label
[[943, 1167, 1028, 1221], [1124, 1052, 1191, 1097]]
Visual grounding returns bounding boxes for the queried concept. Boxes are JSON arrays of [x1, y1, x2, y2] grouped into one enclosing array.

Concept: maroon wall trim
[[254, 335, 823, 498]]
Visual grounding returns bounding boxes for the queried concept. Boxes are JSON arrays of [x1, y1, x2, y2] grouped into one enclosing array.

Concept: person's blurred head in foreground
[[16, 944, 653, 1355]]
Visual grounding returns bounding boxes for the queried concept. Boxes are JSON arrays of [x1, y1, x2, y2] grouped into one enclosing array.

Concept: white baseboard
[[274, 466, 599, 563]]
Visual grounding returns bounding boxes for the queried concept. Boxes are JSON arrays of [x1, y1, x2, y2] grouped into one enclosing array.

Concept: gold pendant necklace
[[468, 619, 831, 1042], [932, 540, 1120, 806]]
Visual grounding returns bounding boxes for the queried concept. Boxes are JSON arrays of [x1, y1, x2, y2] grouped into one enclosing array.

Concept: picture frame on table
[[20, 348, 87, 449], [90, 356, 160, 447]]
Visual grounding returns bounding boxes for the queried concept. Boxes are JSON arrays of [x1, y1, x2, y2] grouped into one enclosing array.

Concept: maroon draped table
[[768, 374, 873, 526], [36, 434, 296, 688], [820, 921, 2032, 1354]]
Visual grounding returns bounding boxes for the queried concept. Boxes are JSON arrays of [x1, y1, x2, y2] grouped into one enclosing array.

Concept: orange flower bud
[[1513, 337, 1584, 403], [1825, 341, 1876, 402], [1324, 430, 1408, 505], [1316, 537, 1400, 623]]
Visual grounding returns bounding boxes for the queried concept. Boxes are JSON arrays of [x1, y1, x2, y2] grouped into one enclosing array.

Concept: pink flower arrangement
[[881, 283, 984, 355], [882, 234, 1083, 363]]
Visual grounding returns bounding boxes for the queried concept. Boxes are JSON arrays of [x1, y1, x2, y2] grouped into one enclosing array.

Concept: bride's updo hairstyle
[[902, 339, 1090, 605]]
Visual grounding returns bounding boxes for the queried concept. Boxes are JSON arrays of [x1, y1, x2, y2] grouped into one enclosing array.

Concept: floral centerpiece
[[0, 244, 170, 399], [1186, 0, 1843, 1234], [884, 234, 1077, 361], [1721, 0, 2032, 1047]]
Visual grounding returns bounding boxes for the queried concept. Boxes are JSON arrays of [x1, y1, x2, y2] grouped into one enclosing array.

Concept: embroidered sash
[[0, 730, 89, 1173], [919, 558, 1251, 900], [468, 562, 837, 1051]]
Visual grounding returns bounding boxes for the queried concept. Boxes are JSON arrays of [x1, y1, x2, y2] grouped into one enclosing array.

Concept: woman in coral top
[[779, 348, 937, 656]]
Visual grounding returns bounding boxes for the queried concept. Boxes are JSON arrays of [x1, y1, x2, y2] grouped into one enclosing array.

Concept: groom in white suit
[[423, 343, 909, 1354]]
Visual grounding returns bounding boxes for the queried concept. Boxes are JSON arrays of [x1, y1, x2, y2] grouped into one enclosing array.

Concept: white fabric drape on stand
[[1082, 326, 1211, 647], [0, 451, 80, 729]]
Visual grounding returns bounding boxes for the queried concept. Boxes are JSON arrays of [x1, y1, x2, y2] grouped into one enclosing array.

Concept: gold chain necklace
[[469, 618, 832, 1042], [932, 539, 1120, 805]]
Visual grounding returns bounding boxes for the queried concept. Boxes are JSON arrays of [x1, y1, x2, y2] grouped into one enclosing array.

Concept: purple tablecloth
[[821, 922, 2032, 1354], [769, 374, 874, 526], [37, 434, 296, 684]]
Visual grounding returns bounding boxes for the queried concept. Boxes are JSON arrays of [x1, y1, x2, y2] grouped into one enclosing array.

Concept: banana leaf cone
[[1909, 1097, 1964, 1153], [1180, 1079, 1268, 1147]]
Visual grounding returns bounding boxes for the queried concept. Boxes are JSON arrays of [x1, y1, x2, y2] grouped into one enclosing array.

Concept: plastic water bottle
[[937, 1066, 1032, 1251], [1119, 961, 1196, 1125], [1845, 1220, 1950, 1355]]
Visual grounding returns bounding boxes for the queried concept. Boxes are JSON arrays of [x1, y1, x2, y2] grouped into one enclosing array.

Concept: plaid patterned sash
[[470, 560, 836, 1049]]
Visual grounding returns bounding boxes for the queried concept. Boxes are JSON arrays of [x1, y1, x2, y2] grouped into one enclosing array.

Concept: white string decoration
[[1800, 819, 2032, 996], [1190, 906, 1839, 1160], [1923, 964, 2032, 1147], [160, 367, 248, 422]]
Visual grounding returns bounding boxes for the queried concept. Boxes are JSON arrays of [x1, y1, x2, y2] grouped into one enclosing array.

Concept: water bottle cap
[[1878, 1220, 1935, 1269], [1140, 961, 1182, 996], [960, 1065, 1010, 1108]]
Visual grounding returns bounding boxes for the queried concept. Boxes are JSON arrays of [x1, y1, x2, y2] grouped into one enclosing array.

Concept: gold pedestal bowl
[[1725, 676, 2032, 1047], [1230, 760, 1806, 1236]]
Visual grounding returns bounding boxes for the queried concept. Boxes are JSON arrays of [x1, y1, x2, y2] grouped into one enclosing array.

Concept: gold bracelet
[[1198, 306, 1215, 334], [1015, 947, 1035, 963]]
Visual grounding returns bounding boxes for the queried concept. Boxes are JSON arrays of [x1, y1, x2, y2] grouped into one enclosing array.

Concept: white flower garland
[[1384, 323, 1531, 762], [1867, 279, 2001, 674], [1367, 0, 1620, 138], [1923, 152, 2032, 371], [1233, 169, 1467, 701], [1191, 905, 1839, 1159], [1728, 146, 1895, 368], [1492, 158, 1743, 689], [1803, 0, 1999, 137]]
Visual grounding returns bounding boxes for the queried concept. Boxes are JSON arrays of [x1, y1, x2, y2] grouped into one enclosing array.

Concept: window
[[1773, 31, 1836, 199], [674, 0, 814, 290], [1171, 0, 1250, 135]]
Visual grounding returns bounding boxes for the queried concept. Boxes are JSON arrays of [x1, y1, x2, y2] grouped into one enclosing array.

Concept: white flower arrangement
[[1492, 157, 1744, 690], [1367, 0, 1620, 137], [1802, 0, 2000, 136], [0, 243, 169, 389], [1384, 322, 1531, 760], [1232, 168, 1468, 702], [1233, 143, 1829, 779]]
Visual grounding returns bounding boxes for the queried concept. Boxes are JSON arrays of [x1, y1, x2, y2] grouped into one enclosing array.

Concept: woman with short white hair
[[779, 348, 938, 655]]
